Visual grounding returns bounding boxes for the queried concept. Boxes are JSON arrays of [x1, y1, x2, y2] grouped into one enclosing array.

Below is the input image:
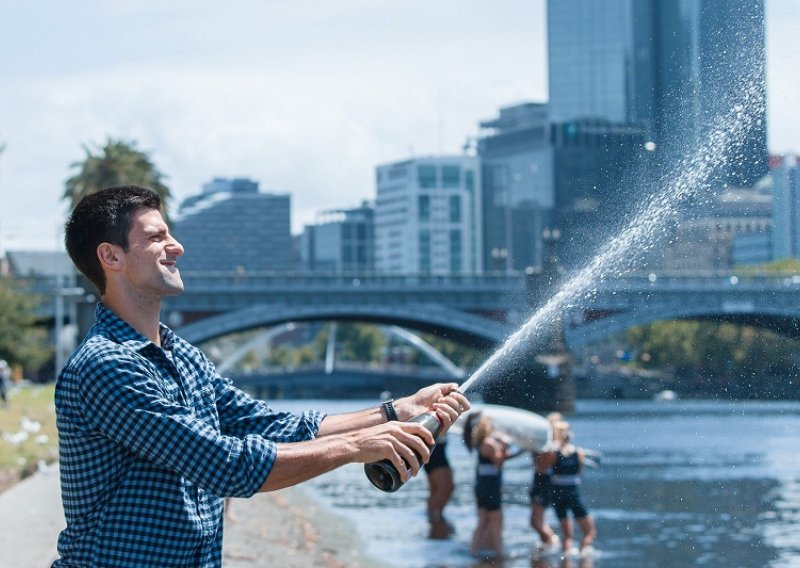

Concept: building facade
[[174, 177, 292, 273], [375, 156, 482, 275], [771, 155, 800, 261], [299, 203, 375, 273], [547, 0, 767, 188], [478, 103, 648, 272], [663, 186, 772, 270]]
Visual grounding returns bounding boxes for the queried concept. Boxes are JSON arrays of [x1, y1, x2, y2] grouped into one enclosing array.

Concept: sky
[[1, 0, 799, 251]]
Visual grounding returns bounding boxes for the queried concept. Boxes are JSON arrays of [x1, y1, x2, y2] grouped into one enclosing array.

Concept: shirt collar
[[96, 303, 176, 352]]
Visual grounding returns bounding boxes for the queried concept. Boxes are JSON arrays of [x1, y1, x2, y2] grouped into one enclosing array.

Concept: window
[[442, 165, 460, 188], [419, 230, 431, 273], [418, 165, 437, 188], [418, 195, 431, 222], [449, 195, 461, 223], [465, 170, 475, 191], [449, 229, 462, 272]]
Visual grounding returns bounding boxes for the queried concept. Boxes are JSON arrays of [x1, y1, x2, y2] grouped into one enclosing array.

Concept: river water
[[274, 398, 800, 567]]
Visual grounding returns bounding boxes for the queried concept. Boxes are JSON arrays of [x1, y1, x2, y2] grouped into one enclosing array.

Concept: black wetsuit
[[424, 440, 450, 474], [550, 449, 589, 519], [475, 453, 502, 511], [529, 469, 552, 507]]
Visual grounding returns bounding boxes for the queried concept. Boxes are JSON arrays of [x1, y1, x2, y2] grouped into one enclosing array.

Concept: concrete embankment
[[0, 465, 377, 568]]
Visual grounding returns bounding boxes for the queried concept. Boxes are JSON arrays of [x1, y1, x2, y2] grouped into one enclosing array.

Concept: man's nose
[[167, 236, 184, 256]]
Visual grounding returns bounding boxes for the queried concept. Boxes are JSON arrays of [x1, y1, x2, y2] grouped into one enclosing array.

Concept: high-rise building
[[478, 103, 648, 271], [771, 155, 800, 260], [375, 156, 482, 275], [299, 203, 375, 273], [547, 0, 767, 188], [174, 178, 292, 273]]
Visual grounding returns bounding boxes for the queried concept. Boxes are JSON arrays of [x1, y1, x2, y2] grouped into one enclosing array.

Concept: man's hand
[[395, 383, 471, 434], [350, 421, 435, 482]]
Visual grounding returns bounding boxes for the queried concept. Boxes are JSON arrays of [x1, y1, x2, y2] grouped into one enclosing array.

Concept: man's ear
[[97, 243, 124, 271]]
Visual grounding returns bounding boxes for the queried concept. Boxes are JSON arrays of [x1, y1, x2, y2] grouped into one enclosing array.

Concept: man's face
[[121, 208, 185, 298]]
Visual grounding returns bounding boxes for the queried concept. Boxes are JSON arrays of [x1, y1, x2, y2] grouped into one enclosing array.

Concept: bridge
[[21, 269, 800, 410], [164, 271, 800, 348]]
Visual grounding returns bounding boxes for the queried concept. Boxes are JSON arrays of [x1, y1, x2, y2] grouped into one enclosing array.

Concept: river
[[274, 398, 800, 567]]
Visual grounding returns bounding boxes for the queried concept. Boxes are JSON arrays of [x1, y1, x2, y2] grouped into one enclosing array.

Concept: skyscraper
[[478, 103, 648, 271], [547, 0, 767, 188]]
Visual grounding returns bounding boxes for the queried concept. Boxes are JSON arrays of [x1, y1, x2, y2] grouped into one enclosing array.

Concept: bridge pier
[[480, 320, 576, 414]]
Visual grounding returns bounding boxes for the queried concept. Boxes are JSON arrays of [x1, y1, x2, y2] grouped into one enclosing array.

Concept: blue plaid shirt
[[54, 304, 325, 567]]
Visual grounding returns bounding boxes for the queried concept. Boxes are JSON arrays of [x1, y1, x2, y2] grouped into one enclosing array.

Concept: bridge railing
[[605, 271, 800, 289], [181, 271, 525, 289]]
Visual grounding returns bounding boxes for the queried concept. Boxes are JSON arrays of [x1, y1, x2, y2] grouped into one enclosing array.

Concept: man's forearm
[[259, 436, 357, 491], [316, 405, 391, 436], [317, 395, 431, 436]]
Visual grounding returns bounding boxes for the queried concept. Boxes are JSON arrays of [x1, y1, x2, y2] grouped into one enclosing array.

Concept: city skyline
[[1, 0, 799, 251]]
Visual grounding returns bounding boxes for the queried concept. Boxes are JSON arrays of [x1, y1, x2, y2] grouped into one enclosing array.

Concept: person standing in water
[[465, 413, 513, 560], [423, 440, 455, 539], [530, 412, 563, 552], [550, 420, 597, 557]]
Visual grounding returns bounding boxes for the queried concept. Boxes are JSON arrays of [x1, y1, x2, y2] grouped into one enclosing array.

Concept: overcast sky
[[1, 0, 798, 251]]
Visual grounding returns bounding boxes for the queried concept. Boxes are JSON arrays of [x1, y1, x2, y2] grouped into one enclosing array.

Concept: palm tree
[[63, 138, 173, 223]]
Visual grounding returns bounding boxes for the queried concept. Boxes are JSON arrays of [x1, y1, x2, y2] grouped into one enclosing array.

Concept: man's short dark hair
[[64, 185, 162, 295]]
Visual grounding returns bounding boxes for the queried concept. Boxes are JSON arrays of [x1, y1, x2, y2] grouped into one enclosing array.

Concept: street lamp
[[490, 247, 509, 272], [542, 227, 562, 271]]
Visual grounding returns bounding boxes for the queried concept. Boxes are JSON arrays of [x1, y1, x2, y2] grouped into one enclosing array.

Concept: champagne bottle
[[364, 412, 442, 492]]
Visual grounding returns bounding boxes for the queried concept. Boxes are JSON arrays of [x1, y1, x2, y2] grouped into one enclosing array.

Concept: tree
[[0, 277, 52, 373], [63, 138, 173, 223]]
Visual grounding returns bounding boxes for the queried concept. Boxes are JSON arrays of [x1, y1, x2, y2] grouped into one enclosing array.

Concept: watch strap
[[382, 399, 399, 422]]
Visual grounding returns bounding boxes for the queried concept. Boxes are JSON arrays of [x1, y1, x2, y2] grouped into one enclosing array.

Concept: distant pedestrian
[[424, 439, 455, 539], [0, 360, 10, 407]]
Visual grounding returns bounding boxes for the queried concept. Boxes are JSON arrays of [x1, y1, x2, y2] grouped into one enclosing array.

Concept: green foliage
[[0, 278, 52, 372], [266, 344, 320, 368], [626, 320, 798, 379], [737, 257, 800, 273], [406, 332, 486, 371], [336, 323, 387, 362], [63, 138, 173, 223]]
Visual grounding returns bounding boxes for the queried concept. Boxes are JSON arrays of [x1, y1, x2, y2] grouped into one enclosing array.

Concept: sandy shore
[[223, 488, 380, 568], [0, 464, 379, 568]]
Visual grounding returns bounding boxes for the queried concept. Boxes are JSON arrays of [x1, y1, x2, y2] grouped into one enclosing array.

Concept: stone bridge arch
[[565, 303, 800, 348], [176, 302, 510, 347]]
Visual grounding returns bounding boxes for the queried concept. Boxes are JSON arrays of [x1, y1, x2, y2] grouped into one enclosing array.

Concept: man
[[54, 185, 469, 567]]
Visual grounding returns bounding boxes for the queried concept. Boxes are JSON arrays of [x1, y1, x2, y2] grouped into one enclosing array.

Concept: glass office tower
[[548, 0, 767, 188], [478, 103, 648, 271]]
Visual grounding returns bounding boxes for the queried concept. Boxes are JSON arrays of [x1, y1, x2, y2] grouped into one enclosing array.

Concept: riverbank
[[0, 464, 379, 568]]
